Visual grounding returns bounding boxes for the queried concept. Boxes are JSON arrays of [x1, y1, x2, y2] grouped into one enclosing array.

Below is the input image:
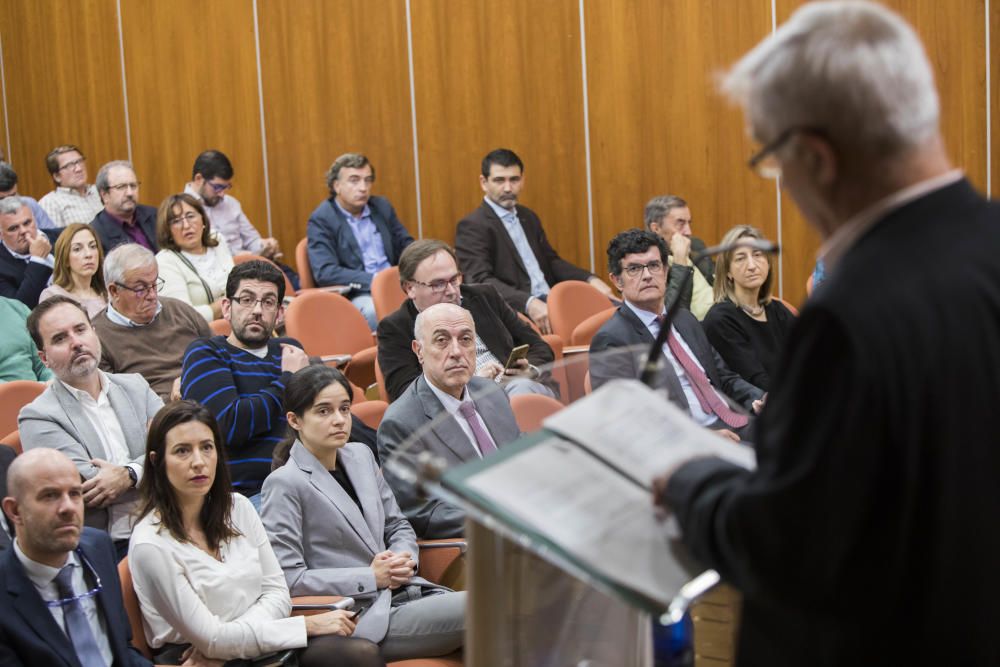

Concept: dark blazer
[[377, 376, 521, 538], [665, 179, 1000, 665], [0, 228, 60, 308], [455, 201, 593, 313], [0, 445, 14, 550], [306, 195, 413, 289], [376, 283, 556, 401], [0, 527, 151, 666], [589, 302, 762, 413], [90, 205, 158, 253]]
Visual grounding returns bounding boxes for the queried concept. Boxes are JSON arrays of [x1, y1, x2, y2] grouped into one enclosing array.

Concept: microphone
[[638, 237, 780, 387]]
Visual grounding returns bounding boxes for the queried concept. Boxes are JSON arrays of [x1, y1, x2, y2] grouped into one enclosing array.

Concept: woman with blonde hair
[[703, 225, 795, 391], [38, 222, 108, 316]]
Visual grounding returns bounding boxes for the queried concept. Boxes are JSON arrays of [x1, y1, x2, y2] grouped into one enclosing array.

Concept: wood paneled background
[[1, 0, 994, 306]]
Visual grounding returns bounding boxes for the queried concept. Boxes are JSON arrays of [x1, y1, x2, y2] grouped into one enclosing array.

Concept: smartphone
[[504, 344, 530, 370], [350, 606, 368, 621]]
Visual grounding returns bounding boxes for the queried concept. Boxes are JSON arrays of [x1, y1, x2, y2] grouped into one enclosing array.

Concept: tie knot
[[655, 314, 666, 327], [457, 401, 477, 420], [54, 563, 76, 596]]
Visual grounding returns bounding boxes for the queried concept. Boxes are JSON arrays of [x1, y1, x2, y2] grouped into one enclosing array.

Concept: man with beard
[[0, 448, 151, 666], [89, 161, 158, 252], [19, 297, 163, 559]]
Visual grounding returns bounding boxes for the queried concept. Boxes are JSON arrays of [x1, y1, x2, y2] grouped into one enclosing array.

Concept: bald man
[[0, 449, 150, 666]]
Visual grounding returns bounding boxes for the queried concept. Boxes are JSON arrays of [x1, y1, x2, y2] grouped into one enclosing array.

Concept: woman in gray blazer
[[261, 366, 465, 662]]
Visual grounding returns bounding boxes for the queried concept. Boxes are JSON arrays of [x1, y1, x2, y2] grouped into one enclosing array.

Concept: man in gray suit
[[377, 302, 520, 539], [19, 296, 163, 559]]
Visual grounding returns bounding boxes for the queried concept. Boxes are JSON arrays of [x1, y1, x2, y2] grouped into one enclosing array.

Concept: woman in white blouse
[[128, 400, 383, 666], [155, 194, 234, 322]]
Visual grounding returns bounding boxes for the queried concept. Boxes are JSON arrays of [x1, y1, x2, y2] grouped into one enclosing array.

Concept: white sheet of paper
[[542, 379, 756, 489]]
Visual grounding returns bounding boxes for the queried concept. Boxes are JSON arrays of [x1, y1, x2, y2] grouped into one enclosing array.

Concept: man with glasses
[[19, 297, 162, 560], [644, 195, 715, 320], [38, 145, 104, 227], [590, 229, 761, 441], [90, 161, 158, 253], [0, 196, 59, 308], [92, 244, 209, 401], [0, 448, 151, 666], [307, 152, 414, 330], [378, 239, 556, 402], [0, 161, 58, 230]]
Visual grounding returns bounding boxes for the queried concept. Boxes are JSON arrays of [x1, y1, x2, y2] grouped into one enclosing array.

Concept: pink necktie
[[663, 327, 749, 429], [457, 401, 498, 456]]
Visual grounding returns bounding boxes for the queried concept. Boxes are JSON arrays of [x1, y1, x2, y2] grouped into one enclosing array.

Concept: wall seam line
[[579, 0, 596, 273], [252, 0, 273, 235], [771, 0, 784, 298], [405, 0, 424, 239], [0, 28, 11, 162], [115, 0, 133, 163], [986, 0, 992, 199]]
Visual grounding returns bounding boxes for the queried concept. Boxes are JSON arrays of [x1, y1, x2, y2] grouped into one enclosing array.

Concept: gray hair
[[644, 195, 688, 229], [0, 195, 27, 216], [95, 160, 135, 193], [325, 153, 374, 192], [103, 243, 156, 286], [721, 1, 939, 160]]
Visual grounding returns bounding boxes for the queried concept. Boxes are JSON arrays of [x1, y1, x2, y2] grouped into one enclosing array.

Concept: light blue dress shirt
[[483, 197, 550, 299], [335, 200, 390, 275]]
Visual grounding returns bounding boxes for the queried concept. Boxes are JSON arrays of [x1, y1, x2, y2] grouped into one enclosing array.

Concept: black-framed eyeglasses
[[232, 294, 280, 311], [411, 272, 463, 293], [45, 549, 102, 608], [107, 181, 140, 193], [114, 277, 165, 298], [621, 260, 665, 278], [747, 126, 824, 179], [169, 212, 202, 227]]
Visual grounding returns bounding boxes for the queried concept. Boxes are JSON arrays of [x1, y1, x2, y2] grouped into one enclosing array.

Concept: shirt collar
[[2, 239, 31, 261], [59, 370, 110, 403], [484, 196, 516, 222], [183, 183, 203, 202], [819, 169, 964, 274], [104, 208, 136, 227], [334, 198, 371, 222], [106, 300, 162, 327], [424, 377, 471, 414], [56, 185, 96, 197], [14, 538, 75, 588], [623, 299, 665, 327]]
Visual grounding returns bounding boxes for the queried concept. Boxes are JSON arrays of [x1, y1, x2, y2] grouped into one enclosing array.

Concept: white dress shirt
[[129, 494, 307, 659], [13, 541, 113, 666], [425, 379, 497, 457]]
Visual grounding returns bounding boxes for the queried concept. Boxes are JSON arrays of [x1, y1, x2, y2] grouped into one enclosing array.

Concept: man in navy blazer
[[307, 152, 413, 329], [0, 448, 150, 666], [89, 161, 158, 254], [0, 196, 60, 308]]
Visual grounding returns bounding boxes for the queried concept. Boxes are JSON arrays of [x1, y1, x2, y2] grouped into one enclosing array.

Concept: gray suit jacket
[[17, 372, 163, 531], [376, 376, 521, 539], [261, 441, 443, 644]]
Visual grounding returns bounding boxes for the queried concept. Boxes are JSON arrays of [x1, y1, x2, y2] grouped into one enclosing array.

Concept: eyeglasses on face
[[621, 260, 665, 278], [57, 157, 86, 172], [410, 272, 463, 293], [232, 294, 280, 311], [747, 126, 825, 179], [207, 181, 232, 193], [107, 181, 140, 193], [114, 277, 165, 298], [169, 211, 202, 227]]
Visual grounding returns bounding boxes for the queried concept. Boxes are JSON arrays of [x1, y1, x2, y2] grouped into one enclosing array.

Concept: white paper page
[[543, 379, 756, 489], [464, 434, 703, 608]]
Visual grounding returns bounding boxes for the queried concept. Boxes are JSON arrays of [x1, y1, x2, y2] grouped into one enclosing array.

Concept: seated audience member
[[0, 196, 56, 308], [155, 193, 234, 322], [38, 145, 104, 227], [307, 153, 414, 330], [0, 444, 14, 550], [92, 244, 211, 401], [19, 296, 162, 559], [589, 229, 762, 441], [378, 303, 520, 538], [378, 239, 557, 402], [90, 161, 158, 253], [0, 161, 58, 229], [0, 448, 151, 666], [644, 195, 715, 320], [703, 226, 796, 391], [129, 401, 382, 666], [0, 296, 52, 382], [185, 149, 283, 260], [455, 148, 612, 333], [39, 222, 109, 317], [263, 365, 465, 661]]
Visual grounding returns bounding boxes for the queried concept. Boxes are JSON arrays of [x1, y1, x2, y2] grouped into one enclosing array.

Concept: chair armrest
[[290, 595, 351, 617], [417, 540, 468, 585]]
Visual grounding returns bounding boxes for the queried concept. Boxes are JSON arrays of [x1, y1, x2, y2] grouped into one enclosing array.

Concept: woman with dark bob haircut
[[128, 400, 383, 667], [261, 365, 465, 661]]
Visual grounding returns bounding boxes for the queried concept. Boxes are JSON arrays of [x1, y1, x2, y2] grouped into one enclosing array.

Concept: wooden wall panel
[[410, 0, 590, 267], [120, 0, 266, 239], [0, 0, 127, 200], [992, 0, 999, 199], [258, 0, 416, 271], [584, 1, 778, 285]]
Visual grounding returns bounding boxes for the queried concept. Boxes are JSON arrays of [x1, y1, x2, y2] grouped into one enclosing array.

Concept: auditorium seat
[[296, 238, 315, 289], [285, 290, 377, 389], [208, 318, 231, 336], [0, 430, 21, 456], [547, 280, 613, 340], [0, 380, 46, 438], [510, 393, 565, 432], [372, 266, 406, 321], [570, 307, 615, 346], [351, 400, 388, 429], [374, 359, 390, 402]]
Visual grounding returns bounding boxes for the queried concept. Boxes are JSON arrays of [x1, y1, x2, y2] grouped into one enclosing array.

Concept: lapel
[[459, 287, 503, 354], [480, 202, 528, 277], [98, 211, 128, 248], [51, 382, 107, 461], [3, 550, 82, 667], [369, 204, 396, 264], [292, 441, 379, 554], [415, 377, 482, 462], [327, 199, 364, 266], [105, 379, 145, 458]]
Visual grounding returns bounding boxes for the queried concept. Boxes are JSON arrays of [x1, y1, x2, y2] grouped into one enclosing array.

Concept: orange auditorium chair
[[284, 290, 377, 389], [0, 380, 46, 439], [510, 393, 565, 432], [372, 266, 407, 321], [547, 280, 614, 340], [570, 307, 616, 346], [296, 238, 315, 290]]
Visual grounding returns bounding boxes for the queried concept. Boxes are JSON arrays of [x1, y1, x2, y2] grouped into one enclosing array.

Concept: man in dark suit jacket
[[653, 4, 1000, 665], [590, 229, 761, 441], [455, 148, 613, 333], [0, 448, 150, 666], [307, 152, 413, 330], [0, 196, 59, 308], [0, 444, 15, 551], [377, 239, 556, 401], [377, 302, 521, 538], [90, 161, 158, 253]]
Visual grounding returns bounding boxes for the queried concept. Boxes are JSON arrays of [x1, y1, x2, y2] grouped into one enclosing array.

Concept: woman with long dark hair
[[262, 365, 465, 662], [128, 400, 383, 666]]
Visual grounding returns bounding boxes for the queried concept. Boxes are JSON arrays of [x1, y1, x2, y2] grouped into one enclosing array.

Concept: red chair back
[[509, 394, 565, 432], [372, 266, 407, 321], [547, 280, 613, 340], [570, 307, 615, 346], [296, 238, 315, 289], [0, 380, 46, 438]]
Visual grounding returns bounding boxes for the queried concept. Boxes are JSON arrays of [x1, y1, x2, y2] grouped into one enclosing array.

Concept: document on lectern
[[439, 379, 756, 612]]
